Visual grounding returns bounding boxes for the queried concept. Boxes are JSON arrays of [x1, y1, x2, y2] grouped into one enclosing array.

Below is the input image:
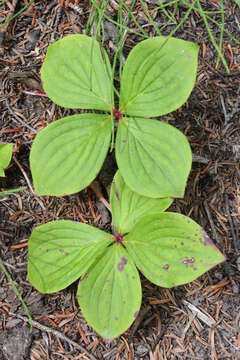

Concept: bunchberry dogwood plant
[[28, 171, 225, 338], [30, 34, 199, 198]]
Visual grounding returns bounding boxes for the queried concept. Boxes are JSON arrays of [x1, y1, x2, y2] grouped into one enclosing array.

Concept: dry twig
[[8, 312, 98, 360]]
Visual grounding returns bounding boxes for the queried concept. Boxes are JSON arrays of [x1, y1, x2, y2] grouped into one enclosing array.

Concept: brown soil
[[0, 1, 240, 359]]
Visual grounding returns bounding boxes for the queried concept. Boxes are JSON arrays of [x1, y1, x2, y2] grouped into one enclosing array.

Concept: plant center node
[[114, 233, 125, 244], [113, 108, 123, 120]]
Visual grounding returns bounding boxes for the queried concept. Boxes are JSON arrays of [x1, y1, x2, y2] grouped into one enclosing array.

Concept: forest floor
[[0, 1, 240, 359]]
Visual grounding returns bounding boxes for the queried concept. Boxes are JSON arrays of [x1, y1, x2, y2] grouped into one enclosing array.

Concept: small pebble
[[0, 288, 6, 301], [236, 256, 240, 272], [214, 271, 223, 281], [135, 344, 148, 355], [6, 319, 22, 329], [2, 326, 32, 360]]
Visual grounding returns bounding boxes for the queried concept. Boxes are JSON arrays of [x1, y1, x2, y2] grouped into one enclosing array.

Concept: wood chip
[[183, 300, 216, 327]]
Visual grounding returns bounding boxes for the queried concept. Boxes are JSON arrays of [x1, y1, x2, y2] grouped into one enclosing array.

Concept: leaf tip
[[199, 230, 215, 247]]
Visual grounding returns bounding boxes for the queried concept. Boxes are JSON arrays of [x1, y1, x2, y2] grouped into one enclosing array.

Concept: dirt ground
[[0, 1, 240, 359]]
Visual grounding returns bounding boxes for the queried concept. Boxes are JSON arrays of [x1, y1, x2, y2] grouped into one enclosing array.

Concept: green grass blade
[[205, 13, 240, 45], [89, 0, 150, 39], [152, 0, 179, 24], [216, 0, 225, 68], [167, 0, 197, 38], [196, 0, 229, 72], [181, 0, 239, 45], [159, 1, 180, 32], [180, 0, 239, 67], [233, 0, 240, 8], [121, 0, 149, 38], [116, 0, 124, 79], [112, 0, 139, 79], [0, 0, 7, 6], [138, 0, 162, 35], [0, 262, 33, 331], [85, 1, 98, 35], [0, 0, 35, 29]]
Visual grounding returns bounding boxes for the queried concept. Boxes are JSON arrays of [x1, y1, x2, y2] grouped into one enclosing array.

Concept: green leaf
[[115, 117, 192, 198], [125, 213, 225, 288], [28, 220, 113, 293], [77, 244, 142, 339], [30, 113, 112, 196], [0, 143, 13, 177], [41, 34, 113, 111], [119, 36, 199, 117], [110, 170, 172, 233]]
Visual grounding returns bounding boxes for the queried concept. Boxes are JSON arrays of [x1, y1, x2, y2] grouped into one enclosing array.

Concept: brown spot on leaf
[[134, 311, 139, 319], [200, 230, 215, 247], [45, 248, 49, 253], [114, 316, 119, 321], [64, 252, 69, 256], [163, 264, 169, 270], [181, 242, 184, 246], [117, 256, 128, 272], [117, 262, 124, 272], [182, 256, 195, 268], [121, 257, 128, 265], [106, 280, 110, 284], [59, 249, 64, 253]]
